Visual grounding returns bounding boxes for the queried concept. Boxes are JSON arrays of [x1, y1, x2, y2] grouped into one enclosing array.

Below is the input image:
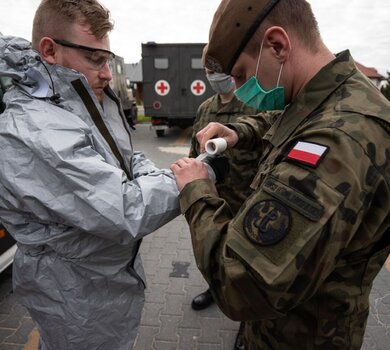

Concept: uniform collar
[[265, 50, 356, 147], [209, 94, 244, 114]]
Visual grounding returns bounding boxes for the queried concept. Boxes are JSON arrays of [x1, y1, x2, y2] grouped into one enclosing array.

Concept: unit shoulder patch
[[244, 200, 291, 246], [286, 141, 329, 168]]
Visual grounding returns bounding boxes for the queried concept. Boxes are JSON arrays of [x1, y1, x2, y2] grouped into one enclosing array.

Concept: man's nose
[[99, 62, 113, 81]]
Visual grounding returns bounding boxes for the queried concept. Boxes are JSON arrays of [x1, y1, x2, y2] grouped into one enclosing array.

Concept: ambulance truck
[[142, 42, 214, 137]]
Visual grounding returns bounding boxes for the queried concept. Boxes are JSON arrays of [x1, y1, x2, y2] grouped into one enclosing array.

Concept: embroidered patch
[[287, 141, 329, 168], [263, 176, 324, 221], [244, 200, 291, 246]]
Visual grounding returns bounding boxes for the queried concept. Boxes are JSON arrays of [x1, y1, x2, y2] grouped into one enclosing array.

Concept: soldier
[[171, 0, 390, 349], [190, 64, 277, 349]]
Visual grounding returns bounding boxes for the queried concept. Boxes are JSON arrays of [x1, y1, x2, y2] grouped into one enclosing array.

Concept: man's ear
[[39, 37, 58, 65], [263, 26, 291, 63]]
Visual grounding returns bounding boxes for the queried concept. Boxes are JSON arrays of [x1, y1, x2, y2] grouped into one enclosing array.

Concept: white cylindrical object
[[205, 138, 227, 155]]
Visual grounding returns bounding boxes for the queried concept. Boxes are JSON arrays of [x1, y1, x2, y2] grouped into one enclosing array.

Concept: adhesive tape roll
[[205, 138, 227, 155]]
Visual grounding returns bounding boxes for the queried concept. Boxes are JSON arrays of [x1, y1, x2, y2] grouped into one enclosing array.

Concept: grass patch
[[137, 115, 151, 124]]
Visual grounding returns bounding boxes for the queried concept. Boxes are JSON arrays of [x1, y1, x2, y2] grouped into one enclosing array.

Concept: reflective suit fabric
[[0, 36, 180, 350], [179, 51, 390, 349], [190, 94, 276, 213]]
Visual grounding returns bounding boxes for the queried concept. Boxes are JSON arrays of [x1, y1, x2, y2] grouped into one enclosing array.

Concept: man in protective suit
[[0, 1, 181, 349], [171, 0, 390, 349]]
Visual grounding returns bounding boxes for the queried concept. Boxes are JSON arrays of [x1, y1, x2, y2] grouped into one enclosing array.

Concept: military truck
[[142, 42, 214, 137], [109, 55, 138, 127]]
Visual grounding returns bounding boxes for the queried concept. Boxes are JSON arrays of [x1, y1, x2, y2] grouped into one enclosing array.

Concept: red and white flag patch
[[287, 141, 329, 167]]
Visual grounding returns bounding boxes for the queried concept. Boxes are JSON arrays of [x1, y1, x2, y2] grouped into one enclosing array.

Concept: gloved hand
[[199, 154, 230, 184]]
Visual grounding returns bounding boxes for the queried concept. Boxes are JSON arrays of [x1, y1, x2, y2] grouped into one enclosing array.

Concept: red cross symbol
[[157, 82, 168, 94], [191, 80, 206, 96], [155, 80, 170, 96]]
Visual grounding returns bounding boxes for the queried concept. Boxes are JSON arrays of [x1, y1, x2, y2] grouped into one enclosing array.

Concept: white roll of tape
[[205, 138, 227, 155]]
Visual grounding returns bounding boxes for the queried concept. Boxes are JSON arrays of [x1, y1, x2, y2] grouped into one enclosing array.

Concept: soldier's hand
[[197, 122, 239, 153], [170, 157, 209, 191]]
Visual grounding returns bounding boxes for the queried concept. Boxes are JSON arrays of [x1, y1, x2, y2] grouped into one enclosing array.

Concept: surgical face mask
[[234, 41, 285, 111], [206, 72, 235, 95]]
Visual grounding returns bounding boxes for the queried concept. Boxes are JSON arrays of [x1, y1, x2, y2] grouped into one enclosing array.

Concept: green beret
[[205, 0, 281, 74]]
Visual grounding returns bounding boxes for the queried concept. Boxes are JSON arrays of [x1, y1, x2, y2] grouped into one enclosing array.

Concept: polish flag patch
[[287, 141, 329, 167]]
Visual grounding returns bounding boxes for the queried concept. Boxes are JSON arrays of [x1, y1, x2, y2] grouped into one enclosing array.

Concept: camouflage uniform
[[191, 94, 276, 213], [179, 51, 390, 349]]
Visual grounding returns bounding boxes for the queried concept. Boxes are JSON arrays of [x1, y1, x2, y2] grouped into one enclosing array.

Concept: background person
[[171, 0, 390, 349], [190, 67, 278, 349], [0, 1, 180, 349]]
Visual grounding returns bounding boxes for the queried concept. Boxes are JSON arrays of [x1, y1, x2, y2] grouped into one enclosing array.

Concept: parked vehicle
[[0, 76, 16, 274], [0, 76, 12, 113], [109, 55, 138, 127], [0, 224, 16, 273], [142, 42, 214, 137]]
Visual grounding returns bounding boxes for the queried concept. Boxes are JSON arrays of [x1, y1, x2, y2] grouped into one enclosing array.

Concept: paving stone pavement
[[0, 213, 389, 350]]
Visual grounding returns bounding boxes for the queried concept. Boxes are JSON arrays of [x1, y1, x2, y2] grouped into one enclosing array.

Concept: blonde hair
[[32, 0, 114, 49]]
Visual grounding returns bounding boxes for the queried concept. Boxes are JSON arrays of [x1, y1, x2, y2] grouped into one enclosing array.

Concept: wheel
[[156, 129, 165, 137], [131, 105, 138, 124]]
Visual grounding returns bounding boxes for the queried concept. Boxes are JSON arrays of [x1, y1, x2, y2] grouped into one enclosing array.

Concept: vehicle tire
[[131, 105, 138, 124], [156, 130, 165, 137]]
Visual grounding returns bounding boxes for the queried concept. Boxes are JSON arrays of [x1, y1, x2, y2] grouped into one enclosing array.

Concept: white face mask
[[206, 72, 235, 94]]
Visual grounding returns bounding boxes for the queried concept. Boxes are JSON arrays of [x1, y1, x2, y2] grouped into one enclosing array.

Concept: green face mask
[[234, 41, 285, 111]]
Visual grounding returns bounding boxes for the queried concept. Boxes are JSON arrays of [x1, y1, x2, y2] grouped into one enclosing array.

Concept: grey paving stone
[[3, 317, 35, 344], [145, 283, 168, 304], [161, 294, 185, 317], [197, 344, 221, 350], [132, 326, 159, 350], [0, 344, 23, 350], [152, 268, 172, 285], [162, 243, 179, 255], [197, 317, 222, 344], [153, 340, 178, 350], [0, 328, 14, 343], [155, 315, 181, 342], [159, 254, 177, 269], [221, 317, 240, 332], [0, 303, 27, 329], [179, 304, 201, 329], [177, 327, 200, 349], [140, 302, 164, 327], [363, 325, 390, 350], [166, 278, 186, 296]]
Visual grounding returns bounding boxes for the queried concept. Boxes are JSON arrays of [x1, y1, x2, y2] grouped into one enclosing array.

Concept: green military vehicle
[[142, 42, 214, 137], [109, 55, 138, 127]]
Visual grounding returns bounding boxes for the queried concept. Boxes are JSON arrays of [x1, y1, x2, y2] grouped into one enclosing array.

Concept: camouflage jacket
[[191, 94, 277, 213], [179, 51, 390, 349]]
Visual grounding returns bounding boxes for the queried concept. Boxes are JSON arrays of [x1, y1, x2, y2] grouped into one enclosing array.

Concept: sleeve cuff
[[179, 179, 218, 214], [226, 123, 254, 149]]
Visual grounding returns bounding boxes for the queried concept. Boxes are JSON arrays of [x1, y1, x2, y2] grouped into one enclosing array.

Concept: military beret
[[205, 0, 281, 74]]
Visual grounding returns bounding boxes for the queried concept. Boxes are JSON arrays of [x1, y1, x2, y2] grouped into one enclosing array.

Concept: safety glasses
[[53, 38, 115, 71]]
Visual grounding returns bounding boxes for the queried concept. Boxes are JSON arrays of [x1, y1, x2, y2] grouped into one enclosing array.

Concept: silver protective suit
[[0, 36, 180, 350]]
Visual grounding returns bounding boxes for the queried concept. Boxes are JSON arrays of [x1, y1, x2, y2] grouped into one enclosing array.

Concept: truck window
[[191, 58, 203, 69], [154, 58, 168, 69]]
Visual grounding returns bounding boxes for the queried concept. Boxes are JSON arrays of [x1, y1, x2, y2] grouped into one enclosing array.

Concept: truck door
[[178, 45, 208, 116]]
